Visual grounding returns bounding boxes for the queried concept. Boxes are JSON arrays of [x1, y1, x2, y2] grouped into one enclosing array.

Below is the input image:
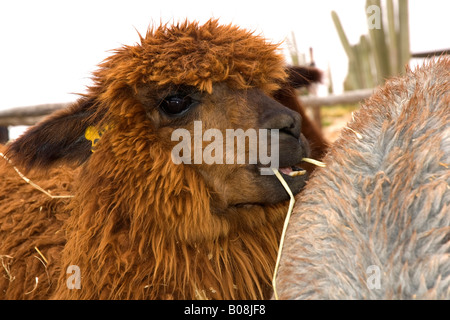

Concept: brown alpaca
[[0, 20, 325, 299], [275, 57, 450, 299]]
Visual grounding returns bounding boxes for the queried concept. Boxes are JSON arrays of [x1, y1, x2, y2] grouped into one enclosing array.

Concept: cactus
[[327, 64, 334, 94], [285, 31, 306, 66], [332, 11, 364, 90], [397, 0, 411, 73], [367, 0, 392, 83], [332, 0, 410, 90], [358, 35, 376, 88], [386, 0, 399, 73]]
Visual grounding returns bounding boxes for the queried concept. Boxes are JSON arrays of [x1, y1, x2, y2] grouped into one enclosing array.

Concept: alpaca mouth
[[257, 155, 325, 181], [278, 166, 307, 177], [255, 133, 312, 178], [257, 164, 307, 178], [277, 157, 326, 178]]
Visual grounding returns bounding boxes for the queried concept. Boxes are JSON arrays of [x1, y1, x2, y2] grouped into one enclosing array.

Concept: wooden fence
[[0, 89, 375, 126], [0, 103, 68, 127], [0, 89, 375, 143], [1, 49, 447, 143]]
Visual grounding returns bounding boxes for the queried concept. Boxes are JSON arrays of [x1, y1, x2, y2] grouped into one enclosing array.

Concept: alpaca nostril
[[281, 117, 301, 139], [267, 112, 301, 139], [250, 88, 302, 139], [258, 100, 302, 138]]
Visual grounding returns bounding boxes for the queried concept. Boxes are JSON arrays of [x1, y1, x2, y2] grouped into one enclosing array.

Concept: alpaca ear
[[6, 97, 104, 171], [285, 65, 322, 89]]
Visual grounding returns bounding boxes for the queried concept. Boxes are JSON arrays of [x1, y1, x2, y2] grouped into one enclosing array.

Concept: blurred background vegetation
[[286, 0, 412, 141], [332, 0, 410, 91]]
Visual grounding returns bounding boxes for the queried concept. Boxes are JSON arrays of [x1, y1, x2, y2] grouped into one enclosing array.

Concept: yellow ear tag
[[85, 125, 111, 152]]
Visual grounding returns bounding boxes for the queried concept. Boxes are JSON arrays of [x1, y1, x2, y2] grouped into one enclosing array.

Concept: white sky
[[0, 0, 449, 111]]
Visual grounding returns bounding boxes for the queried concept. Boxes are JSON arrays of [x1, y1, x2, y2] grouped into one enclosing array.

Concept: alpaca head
[[7, 20, 310, 212]]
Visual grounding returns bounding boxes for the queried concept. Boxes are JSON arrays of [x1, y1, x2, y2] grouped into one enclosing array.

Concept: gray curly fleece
[[276, 57, 450, 299]]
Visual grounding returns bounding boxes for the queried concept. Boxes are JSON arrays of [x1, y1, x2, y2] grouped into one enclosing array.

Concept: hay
[[302, 157, 326, 168], [0, 254, 15, 282], [24, 277, 39, 295], [0, 152, 73, 199], [272, 158, 326, 299], [34, 246, 49, 266], [271, 168, 295, 300]]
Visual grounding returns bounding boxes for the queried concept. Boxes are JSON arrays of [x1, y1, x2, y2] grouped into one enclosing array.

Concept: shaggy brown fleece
[[0, 146, 74, 299], [95, 19, 287, 96], [0, 19, 322, 300]]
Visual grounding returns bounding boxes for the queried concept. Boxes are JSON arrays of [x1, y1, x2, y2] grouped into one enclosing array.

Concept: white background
[[1, 0, 448, 135]]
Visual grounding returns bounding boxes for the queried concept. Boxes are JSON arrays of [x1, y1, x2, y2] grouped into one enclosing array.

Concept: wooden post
[[0, 126, 8, 144]]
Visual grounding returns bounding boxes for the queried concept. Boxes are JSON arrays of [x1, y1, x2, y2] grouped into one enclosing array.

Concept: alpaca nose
[[260, 107, 302, 139], [248, 88, 302, 139]]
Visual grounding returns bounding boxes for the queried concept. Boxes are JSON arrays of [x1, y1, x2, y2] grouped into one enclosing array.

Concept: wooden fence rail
[[0, 103, 69, 126], [0, 89, 375, 128], [300, 88, 373, 107], [0, 89, 376, 143], [1, 49, 446, 142]]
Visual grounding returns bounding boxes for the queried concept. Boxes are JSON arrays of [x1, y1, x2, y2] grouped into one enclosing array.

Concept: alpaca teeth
[[288, 170, 306, 177]]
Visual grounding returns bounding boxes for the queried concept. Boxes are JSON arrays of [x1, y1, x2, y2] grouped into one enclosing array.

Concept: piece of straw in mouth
[[302, 157, 326, 168], [271, 168, 295, 300], [288, 169, 306, 177]]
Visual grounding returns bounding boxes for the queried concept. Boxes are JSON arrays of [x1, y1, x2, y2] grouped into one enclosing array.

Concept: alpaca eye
[[160, 95, 194, 116]]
